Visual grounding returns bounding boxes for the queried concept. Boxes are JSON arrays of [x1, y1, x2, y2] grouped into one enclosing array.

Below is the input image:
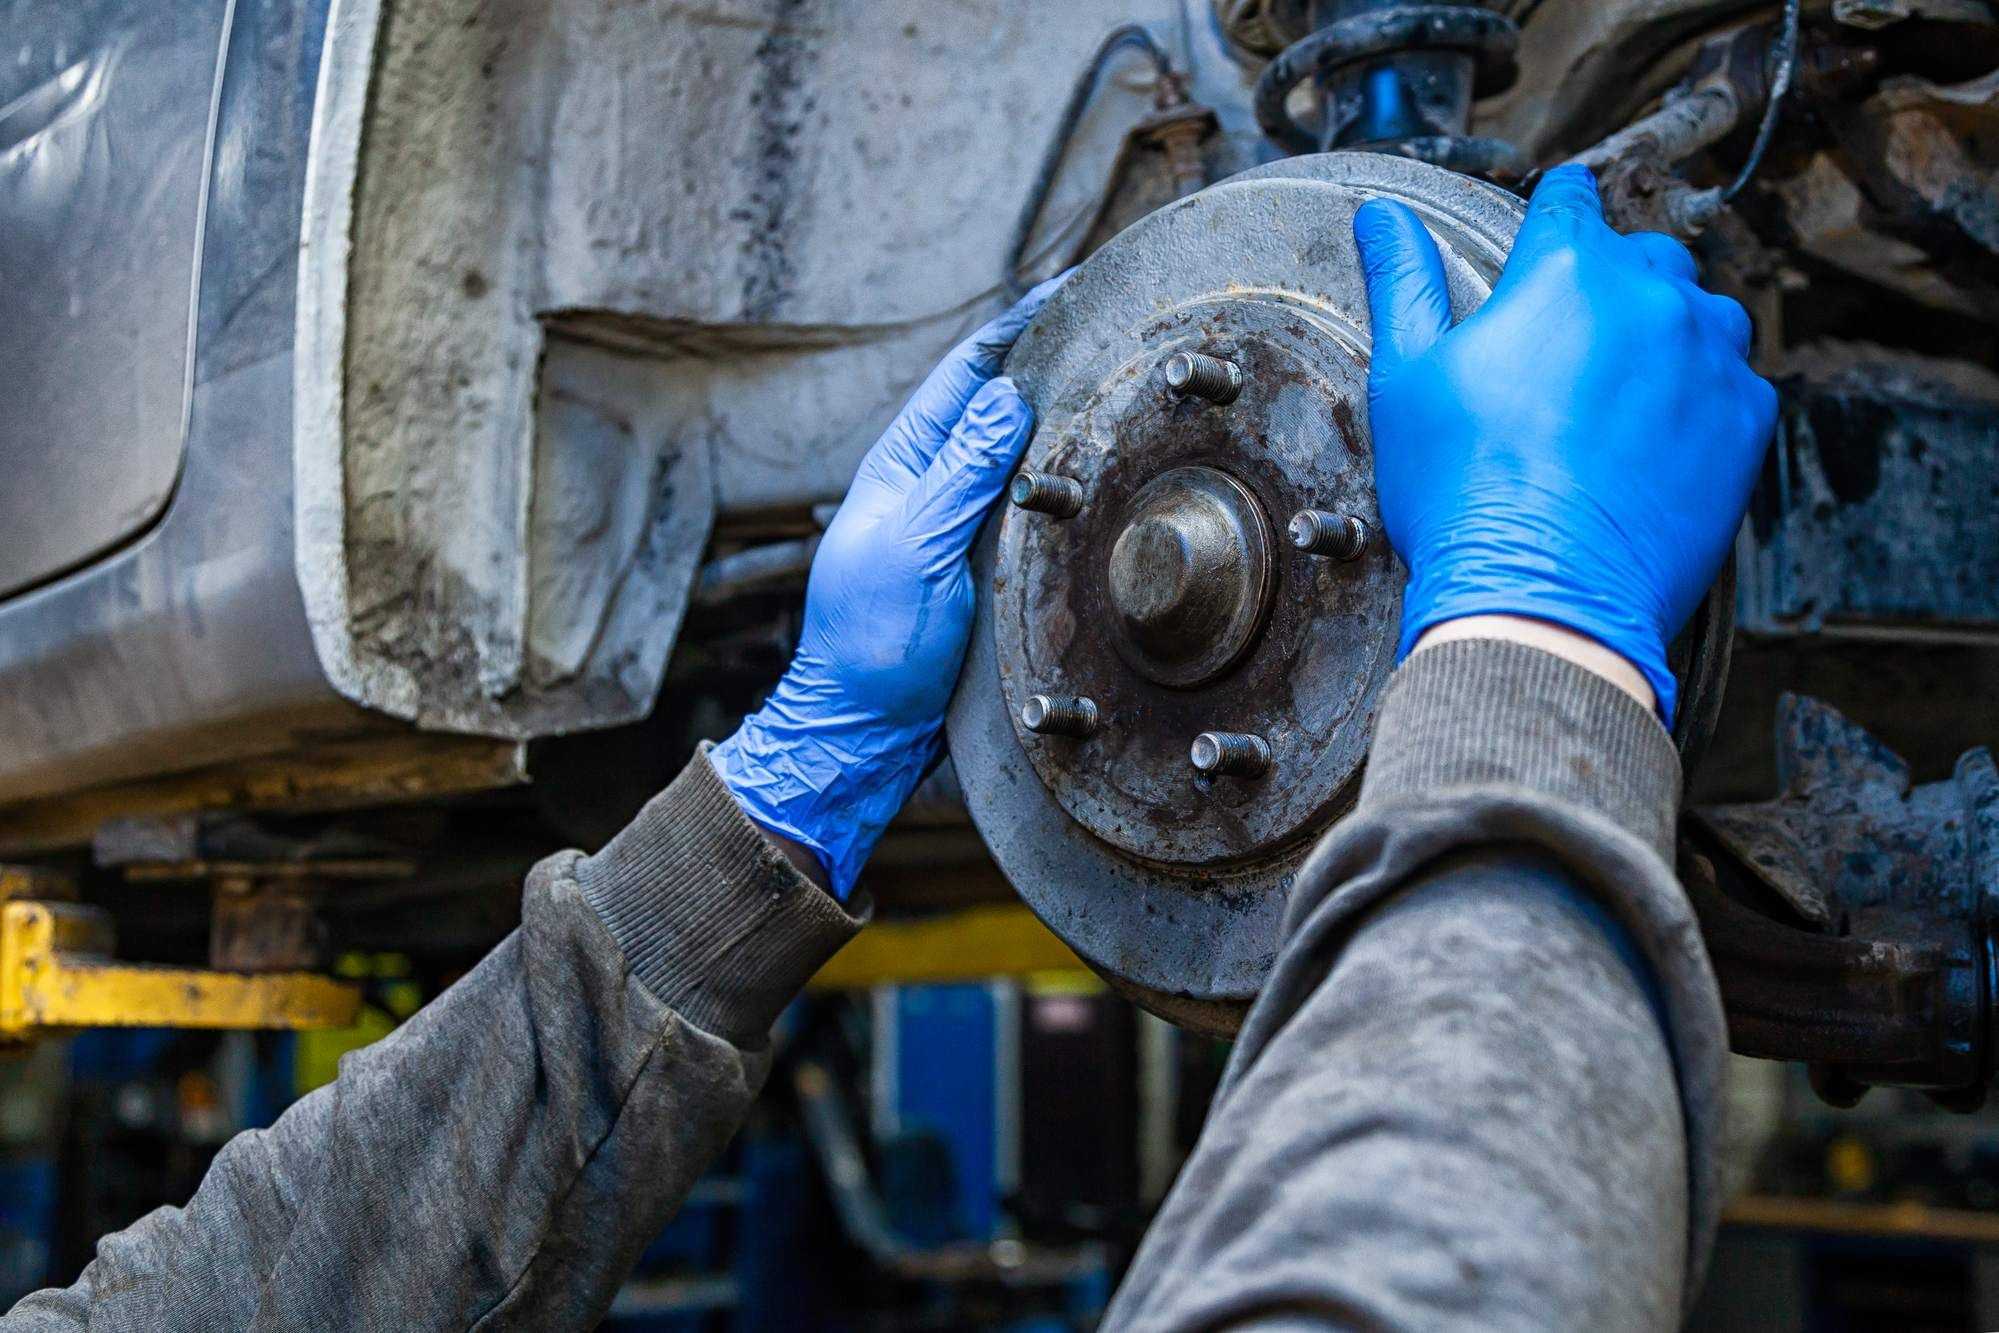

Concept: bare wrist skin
[[1411, 615, 1658, 714]]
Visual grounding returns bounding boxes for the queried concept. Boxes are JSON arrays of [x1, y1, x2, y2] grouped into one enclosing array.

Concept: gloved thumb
[[899, 375, 1036, 561], [1354, 199, 1454, 380]]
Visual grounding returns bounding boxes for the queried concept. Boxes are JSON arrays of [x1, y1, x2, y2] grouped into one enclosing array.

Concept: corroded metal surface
[[1689, 693, 1999, 1105], [994, 302, 1391, 867], [949, 153, 1527, 1024], [1740, 359, 1999, 638]]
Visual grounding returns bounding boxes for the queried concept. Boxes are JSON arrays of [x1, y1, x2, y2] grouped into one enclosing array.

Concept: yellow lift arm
[[0, 867, 360, 1049]]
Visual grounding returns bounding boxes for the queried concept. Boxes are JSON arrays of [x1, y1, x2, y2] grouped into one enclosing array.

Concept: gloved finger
[[897, 375, 1037, 563], [863, 271, 1070, 492], [1693, 286, 1755, 359], [1354, 199, 1455, 378], [1513, 165, 1607, 260], [1627, 230, 1698, 282]]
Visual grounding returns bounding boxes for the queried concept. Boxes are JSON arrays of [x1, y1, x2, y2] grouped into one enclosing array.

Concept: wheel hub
[[991, 299, 1403, 869], [948, 154, 1531, 1032]]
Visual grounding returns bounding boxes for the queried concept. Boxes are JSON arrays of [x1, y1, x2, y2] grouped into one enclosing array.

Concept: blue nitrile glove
[[710, 275, 1067, 899], [1352, 165, 1778, 721]]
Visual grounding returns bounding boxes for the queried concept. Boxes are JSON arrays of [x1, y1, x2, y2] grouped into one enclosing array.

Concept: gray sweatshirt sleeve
[[4, 747, 861, 1332], [1104, 639, 1729, 1333]]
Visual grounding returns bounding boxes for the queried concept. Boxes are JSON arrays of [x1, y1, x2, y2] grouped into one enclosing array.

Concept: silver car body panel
[[0, 0, 381, 810], [0, 2, 223, 599]]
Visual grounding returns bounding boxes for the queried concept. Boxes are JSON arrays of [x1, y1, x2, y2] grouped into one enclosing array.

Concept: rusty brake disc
[[946, 152, 1726, 1034]]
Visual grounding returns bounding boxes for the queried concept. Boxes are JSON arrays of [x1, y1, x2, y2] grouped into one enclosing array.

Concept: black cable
[[1722, 0, 1803, 202], [1003, 23, 1174, 300]]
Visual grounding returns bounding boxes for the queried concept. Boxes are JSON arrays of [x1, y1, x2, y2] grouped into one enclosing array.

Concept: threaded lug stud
[[1288, 509, 1368, 561], [1163, 351, 1243, 404], [1010, 471, 1086, 518], [1022, 694, 1100, 738], [1190, 731, 1271, 778], [1023, 695, 1103, 735]]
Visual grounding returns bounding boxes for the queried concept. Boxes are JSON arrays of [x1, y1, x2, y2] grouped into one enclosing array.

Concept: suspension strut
[[1252, 0, 1524, 177]]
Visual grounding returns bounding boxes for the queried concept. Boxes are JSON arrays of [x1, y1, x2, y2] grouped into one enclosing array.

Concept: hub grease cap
[[1105, 466, 1273, 689]]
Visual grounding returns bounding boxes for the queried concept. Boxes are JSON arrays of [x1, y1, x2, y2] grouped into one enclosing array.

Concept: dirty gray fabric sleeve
[[4, 749, 861, 1332], [1105, 638, 1727, 1332]]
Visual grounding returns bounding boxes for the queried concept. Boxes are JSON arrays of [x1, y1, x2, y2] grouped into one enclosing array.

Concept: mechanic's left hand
[[711, 275, 1066, 899]]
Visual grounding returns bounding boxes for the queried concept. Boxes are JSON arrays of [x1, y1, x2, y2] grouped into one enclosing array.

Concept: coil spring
[[1252, 3, 1523, 174]]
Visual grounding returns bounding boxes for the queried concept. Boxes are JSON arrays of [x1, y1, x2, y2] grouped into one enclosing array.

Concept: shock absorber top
[[1253, 2, 1523, 176]]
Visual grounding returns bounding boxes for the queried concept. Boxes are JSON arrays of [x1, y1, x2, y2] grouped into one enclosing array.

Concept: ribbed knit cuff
[[573, 743, 866, 1047], [1363, 638, 1682, 859]]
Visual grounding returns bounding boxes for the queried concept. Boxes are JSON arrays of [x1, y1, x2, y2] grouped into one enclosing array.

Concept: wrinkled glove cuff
[[710, 703, 937, 901]]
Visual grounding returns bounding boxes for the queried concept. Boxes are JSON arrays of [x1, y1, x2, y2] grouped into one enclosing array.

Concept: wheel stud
[[1163, 351, 1243, 405], [1190, 731, 1271, 778], [1022, 694, 1100, 738], [1010, 471, 1086, 518], [1288, 509, 1368, 561]]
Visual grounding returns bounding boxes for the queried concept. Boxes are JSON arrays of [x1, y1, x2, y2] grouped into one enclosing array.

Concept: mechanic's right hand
[[1352, 164, 1777, 723]]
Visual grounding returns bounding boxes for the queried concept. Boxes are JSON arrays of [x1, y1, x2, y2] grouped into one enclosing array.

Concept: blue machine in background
[[604, 984, 1121, 1332], [875, 983, 1016, 1245]]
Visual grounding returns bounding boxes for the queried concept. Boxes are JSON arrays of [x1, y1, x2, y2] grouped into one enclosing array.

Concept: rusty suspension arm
[[1680, 694, 1999, 1109], [1682, 823, 1990, 1108]]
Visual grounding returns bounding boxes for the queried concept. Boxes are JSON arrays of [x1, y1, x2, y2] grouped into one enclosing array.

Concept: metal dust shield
[[947, 152, 1722, 1035]]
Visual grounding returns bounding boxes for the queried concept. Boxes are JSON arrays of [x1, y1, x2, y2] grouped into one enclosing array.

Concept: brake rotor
[[947, 152, 1723, 1034]]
